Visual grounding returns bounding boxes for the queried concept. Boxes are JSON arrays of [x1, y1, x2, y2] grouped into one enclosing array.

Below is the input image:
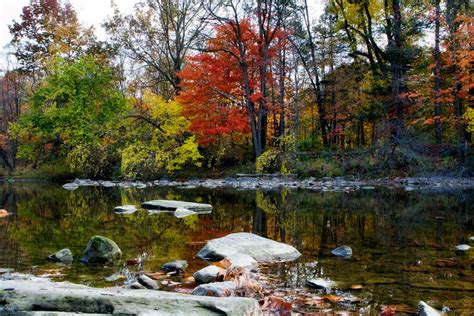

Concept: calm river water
[[0, 182, 472, 314]]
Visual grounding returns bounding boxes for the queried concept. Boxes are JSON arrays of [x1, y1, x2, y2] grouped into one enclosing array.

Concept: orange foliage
[[178, 19, 285, 145]]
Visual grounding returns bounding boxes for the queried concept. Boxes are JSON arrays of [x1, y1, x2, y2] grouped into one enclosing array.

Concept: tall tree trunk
[[293, 52, 300, 144], [388, 0, 406, 141], [278, 39, 286, 137], [257, 0, 269, 154], [434, 0, 442, 144]]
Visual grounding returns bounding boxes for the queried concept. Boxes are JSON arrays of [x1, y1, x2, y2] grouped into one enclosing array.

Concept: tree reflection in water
[[0, 182, 472, 312]]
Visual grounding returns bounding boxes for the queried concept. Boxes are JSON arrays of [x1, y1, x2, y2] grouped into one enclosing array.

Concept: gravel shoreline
[[62, 175, 474, 192]]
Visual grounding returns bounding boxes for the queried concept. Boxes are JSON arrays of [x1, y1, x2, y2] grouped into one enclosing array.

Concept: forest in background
[[0, 0, 472, 180]]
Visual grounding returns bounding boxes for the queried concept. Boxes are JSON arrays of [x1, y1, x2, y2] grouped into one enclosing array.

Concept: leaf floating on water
[[380, 305, 396, 316], [126, 259, 140, 266], [160, 279, 181, 287], [322, 295, 342, 303], [433, 259, 457, 267], [261, 296, 292, 314], [146, 272, 167, 280], [304, 296, 324, 306], [213, 258, 232, 269]]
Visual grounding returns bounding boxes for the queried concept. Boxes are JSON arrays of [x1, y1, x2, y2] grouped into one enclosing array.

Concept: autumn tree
[[122, 92, 202, 178], [0, 68, 25, 173], [9, 0, 100, 83]]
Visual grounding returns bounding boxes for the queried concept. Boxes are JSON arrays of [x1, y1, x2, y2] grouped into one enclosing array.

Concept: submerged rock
[[137, 274, 159, 290], [418, 301, 443, 316], [306, 278, 337, 290], [193, 265, 222, 284], [81, 236, 122, 265], [48, 248, 73, 264], [192, 281, 236, 297], [331, 246, 353, 259], [114, 205, 137, 214], [142, 200, 212, 212], [197, 232, 301, 262], [174, 207, 197, 218], [162, 260, 188, 273], [0, 276, 260, 315]]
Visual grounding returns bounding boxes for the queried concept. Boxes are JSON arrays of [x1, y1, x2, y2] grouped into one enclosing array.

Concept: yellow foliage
[[464, 107, 474, 133]]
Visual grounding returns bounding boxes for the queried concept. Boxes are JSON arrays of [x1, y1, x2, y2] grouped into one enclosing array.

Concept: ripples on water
[[0, 182, 472, 313]]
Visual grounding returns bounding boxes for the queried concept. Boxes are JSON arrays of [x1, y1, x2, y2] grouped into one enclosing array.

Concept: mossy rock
[[81, 236, 122, 265]]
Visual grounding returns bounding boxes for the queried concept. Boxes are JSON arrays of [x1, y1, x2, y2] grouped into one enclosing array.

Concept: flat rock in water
[[142, 200, 212, 212], [197, 232, 301, 262], [81, 236, 122, 265], [174, 207, 197, 218], [193, 265, 222, 284], [306, 278, 337, 290], [62, 183, 79, 190], [192, 281, 236, 297], [226, 253, 258, 271], [454, 244, 471, 252], [162, 260, 188, 273], [0, 277, 260, 315], [114, 205, 137, 214], [418, 301, 443, 316], [137, 274, 159, 290], [48, 248, 73, 264], [454, 244, 472, 258], [331, 246, 353, 259]]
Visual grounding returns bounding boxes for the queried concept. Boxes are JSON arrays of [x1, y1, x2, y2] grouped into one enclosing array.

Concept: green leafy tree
[[11, 56, 126, 177]]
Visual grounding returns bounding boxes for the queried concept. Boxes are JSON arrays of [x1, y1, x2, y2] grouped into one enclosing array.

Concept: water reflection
[[0, 182, 472, 312]]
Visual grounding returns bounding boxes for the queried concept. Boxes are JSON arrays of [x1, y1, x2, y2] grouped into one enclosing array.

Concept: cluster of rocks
[[114, 200, 213, 218], [47, 235, 122, 265], [63, 175, 474, 192]]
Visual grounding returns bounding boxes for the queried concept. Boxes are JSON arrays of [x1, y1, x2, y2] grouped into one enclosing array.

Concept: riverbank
[[58, 175, 474, 192]]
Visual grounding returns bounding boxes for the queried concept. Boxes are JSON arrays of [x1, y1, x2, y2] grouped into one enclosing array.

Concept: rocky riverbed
[[62, 175, 474, 192]]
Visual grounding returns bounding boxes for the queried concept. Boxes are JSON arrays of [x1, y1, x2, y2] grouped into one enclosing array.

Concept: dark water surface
[[0, 182, 472, 314]]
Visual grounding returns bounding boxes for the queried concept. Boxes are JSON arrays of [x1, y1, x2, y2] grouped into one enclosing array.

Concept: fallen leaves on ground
[[234, 271, 263, 298], [182, 276, 195, 284], [261, 296, 292, 315]]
